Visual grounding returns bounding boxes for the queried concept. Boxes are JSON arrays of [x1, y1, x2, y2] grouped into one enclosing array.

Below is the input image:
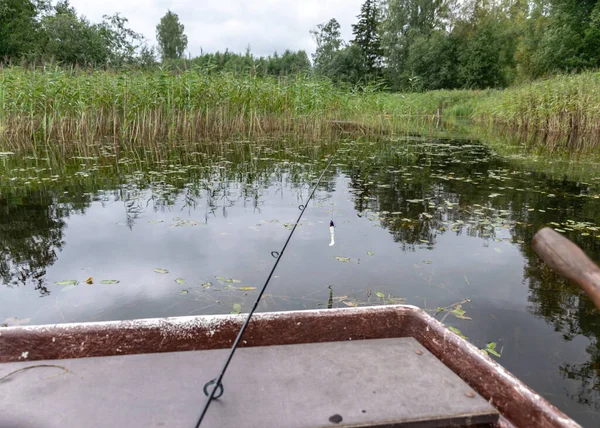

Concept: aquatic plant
[[0, 66, 441, 148]]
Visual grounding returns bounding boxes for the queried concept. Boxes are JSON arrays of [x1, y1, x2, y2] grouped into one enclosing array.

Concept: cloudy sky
[[68, 0, 365, 58]]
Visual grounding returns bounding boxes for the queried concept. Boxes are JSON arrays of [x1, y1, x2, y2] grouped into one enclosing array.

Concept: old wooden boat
[[0, 304, 580, 428]]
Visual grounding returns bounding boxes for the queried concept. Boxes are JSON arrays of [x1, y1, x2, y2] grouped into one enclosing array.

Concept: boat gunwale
[[0, 304, 580, 428]]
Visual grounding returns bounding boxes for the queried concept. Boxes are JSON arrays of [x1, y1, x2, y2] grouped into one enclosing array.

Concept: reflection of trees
[[0, 140, 338, 294], [340, 139, 508, 248], [341, 137, 600, 412], [0, 191, 67, 296], [4, 137, 600, 412]]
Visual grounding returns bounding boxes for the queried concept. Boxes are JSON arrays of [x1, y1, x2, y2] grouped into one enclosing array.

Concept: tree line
[[313, 0, 600, 90], [2, 0, 600, 89], [0, 0, 311, 76]]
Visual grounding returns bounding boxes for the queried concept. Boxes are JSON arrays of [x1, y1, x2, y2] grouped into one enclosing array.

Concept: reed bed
[[0, 67, 345, 145], [472, 72, 600, 150], [0, 67, 456, 149], [3, 66, 599, 152]]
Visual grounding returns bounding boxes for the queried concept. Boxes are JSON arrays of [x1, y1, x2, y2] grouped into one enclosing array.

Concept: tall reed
[[0, 66, 449, 148], [0, 67, 339, 145], [472, 72, 600, 150]]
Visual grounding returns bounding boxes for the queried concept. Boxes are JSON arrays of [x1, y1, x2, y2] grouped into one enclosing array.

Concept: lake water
[[2, 135, 600, 425]]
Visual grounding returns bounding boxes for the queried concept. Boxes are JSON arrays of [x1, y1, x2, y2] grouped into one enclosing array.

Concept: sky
[[68, 0, 365, 58]]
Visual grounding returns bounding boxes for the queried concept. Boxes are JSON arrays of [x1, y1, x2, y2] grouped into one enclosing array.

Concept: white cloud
[[67, 0, 364, 57]]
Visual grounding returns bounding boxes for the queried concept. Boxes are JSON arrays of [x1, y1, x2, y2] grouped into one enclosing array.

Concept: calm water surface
[[2, 136, 600, 425]]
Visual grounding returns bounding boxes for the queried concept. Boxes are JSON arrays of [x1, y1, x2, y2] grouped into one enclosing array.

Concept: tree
[[380, 0, 450, 89], [450, 3, 518, 88], [351, 0, 383, 76], [310, 18, 343, 76], [39, 1, 112, 66], [0, 0, 46, 59], [515, 0, 600, 79], [405, 30, 458, 90], [328, 44, 369, 86], [156, 10, 188, 61], [98, 13, 144, 66]]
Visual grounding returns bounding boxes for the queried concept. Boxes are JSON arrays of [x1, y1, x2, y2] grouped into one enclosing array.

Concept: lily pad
[[148, 220, 164, 224], [215, 276, 226, 281], [367, 251, 374, 256], [175, 278, 185, 284], [153, 268, 169, 274], [375, 291, 385, 298], [100, 280, 120, 284], [238, 286, 257, 291], [334, 256, 351, 262], [231, 303, 242, 314], [201, 282, 212, 289], [54, 280, 77, 286], [180, 290, 189, 295]]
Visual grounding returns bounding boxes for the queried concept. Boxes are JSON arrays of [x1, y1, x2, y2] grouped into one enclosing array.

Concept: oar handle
[[532, 227, 600, 310]]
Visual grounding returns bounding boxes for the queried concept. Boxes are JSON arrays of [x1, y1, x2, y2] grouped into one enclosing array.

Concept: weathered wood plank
[[0, 337, 497, 427]]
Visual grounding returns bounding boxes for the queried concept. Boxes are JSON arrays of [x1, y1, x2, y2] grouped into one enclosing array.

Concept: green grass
[[0, 66, 441, 148], [472, 72, 600, 150], [2, 66, 599, 151], [0, 67, 345, 145]]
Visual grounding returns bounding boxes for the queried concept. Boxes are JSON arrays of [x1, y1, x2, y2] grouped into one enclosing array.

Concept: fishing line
[[194, 155, 336, 428]]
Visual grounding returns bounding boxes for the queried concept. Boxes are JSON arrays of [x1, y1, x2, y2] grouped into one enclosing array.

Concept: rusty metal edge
[[0, 305, 580, 428]]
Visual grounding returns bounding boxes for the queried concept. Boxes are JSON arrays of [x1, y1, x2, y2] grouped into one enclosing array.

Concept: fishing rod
[[194, 155, 336, 428]]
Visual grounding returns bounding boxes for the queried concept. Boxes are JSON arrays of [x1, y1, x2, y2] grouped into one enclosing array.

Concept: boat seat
[[0, 337, 499, 427]]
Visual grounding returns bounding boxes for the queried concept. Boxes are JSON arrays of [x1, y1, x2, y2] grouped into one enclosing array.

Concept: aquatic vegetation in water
[[54, 280, 78, 286], [482, 342, 502, 358]]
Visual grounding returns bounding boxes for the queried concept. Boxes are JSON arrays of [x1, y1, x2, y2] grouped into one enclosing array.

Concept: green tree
[[405, 30, 458, 90], [156, 10, 188, 61], [451, 3, 518, 88], [515, 0, 600, 79], [351, 0, 383, 76], [39, 1, 112, 66], [329, 44, 369, 86], [98, 13, 144, 66], [310, 18, 343, 76], [0, 0, 47, 59], [380, 0, 450, 89]]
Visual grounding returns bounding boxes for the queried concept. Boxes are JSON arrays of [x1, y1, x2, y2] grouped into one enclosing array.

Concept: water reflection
[[0, 191, 68, 296], [2, 137, 600, 424]]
